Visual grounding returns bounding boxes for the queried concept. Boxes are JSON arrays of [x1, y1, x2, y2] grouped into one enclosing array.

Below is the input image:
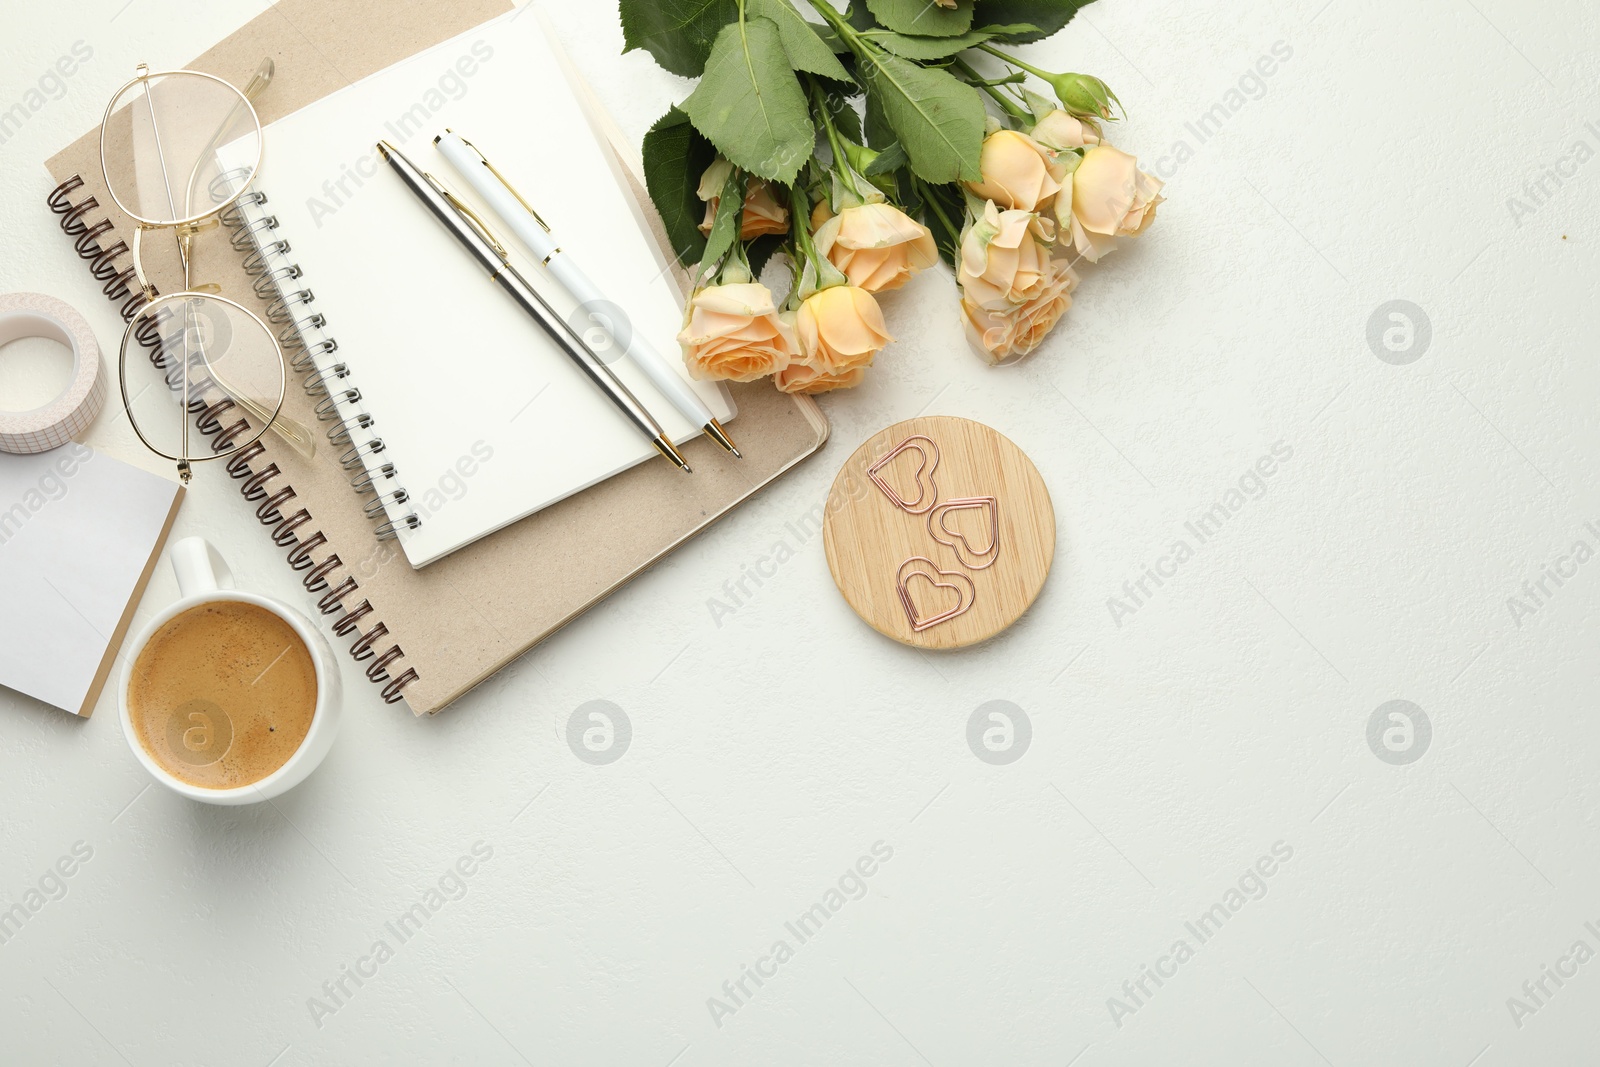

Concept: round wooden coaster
[[822, 415, 1056, 650]]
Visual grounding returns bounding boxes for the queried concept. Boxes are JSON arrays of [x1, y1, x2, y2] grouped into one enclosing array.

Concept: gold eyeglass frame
[[100, 62, 314, 483]]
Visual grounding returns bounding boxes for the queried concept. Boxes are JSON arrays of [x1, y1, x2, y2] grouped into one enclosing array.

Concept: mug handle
[[170, 537, 236, 598]]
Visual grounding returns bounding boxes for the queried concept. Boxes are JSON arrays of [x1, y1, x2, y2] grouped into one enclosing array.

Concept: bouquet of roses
[[623, 0, 1164, 392]]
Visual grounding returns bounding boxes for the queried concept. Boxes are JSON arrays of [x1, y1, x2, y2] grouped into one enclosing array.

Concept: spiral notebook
[[216, 14, 737, 567], [43, 0, 829, 714]]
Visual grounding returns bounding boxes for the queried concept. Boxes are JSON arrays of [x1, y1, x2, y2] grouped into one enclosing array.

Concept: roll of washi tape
[[0, 292, 106, 454]]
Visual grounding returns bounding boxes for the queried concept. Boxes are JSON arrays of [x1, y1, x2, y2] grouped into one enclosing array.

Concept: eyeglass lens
[[122, 294, 285, 463], [103, 70, 261, 226]]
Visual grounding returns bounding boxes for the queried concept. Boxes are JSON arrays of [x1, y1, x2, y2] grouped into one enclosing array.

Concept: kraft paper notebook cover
[[44, 0, 828, 715]]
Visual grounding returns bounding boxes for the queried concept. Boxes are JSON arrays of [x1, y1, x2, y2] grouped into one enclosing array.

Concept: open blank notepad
[[236, 14, 733, 567]]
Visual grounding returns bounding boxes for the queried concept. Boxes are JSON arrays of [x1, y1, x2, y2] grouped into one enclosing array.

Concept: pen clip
[[452, 131, 552, 234], [424, 172, 509, 263]]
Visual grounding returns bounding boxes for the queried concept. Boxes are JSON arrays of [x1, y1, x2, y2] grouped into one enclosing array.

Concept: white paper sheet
[[0, 444, 180, 714]]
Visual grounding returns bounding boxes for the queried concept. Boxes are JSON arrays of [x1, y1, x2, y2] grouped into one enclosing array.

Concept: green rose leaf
[[864, 90, 894, 148], [642, 107, 716, 267], [859, 23, 1040, 60], [681, 16, 816, 186], [698, 166, 746, 283], [972, 0, 1095, 43], [859, 49, 984, 183], [831, 96, 865, 143], [620, 0, 739, 78], [865, 0, 975, 37], [814, 21, 850, 54], [747, 0, 853, 82], [846, 1, 879, 33], [864, 141, 909, 175]]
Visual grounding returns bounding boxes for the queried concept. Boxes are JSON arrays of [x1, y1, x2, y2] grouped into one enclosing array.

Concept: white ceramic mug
[[118, 537, 342, 805]]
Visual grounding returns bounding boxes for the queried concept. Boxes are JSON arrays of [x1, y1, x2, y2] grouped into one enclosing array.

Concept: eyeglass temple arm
[[241, 59, 274, 102], [182, 58, 274, 219], [225, 389, 318, 461], [195, 346, 318, 461]]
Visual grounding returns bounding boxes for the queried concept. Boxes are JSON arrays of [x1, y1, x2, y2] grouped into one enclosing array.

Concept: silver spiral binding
[[229, 213, 280, 251], [209, 172, 421, 703], [375, 514, 422, 542], [265, 287, 315, 324], [364, 489, 409, 517], [304, 362, 351, 397], [290, 337, 339, 374], [314, 388, 362, 422], [210, 167, 259, 209], [341, 440, 387, 470], [215, 189, 269, 218], [278, 311, 324, 351], [254, 263, 302, 299], [328, 411, 374, 448], [351, 463, 397, 494], [243, 239, 290, 275]]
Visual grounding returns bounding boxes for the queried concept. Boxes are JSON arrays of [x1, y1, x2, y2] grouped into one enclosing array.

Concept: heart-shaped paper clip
[[927, 497, 1001, 571], [896, 556, 976, 632], [867, 435, 940, 515]]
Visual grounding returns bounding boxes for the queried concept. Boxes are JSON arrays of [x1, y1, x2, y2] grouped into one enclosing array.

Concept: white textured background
[[3, 0, 1599, 1063]]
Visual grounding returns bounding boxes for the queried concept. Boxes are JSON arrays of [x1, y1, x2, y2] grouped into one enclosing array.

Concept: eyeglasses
[[100, 62, 313, 483]]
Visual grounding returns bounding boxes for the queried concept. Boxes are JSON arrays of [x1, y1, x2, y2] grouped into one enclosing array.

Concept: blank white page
[[246, 13, 732, 567]]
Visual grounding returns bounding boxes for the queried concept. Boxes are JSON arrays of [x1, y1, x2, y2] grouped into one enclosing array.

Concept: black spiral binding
[[47, 174, 419, 705]]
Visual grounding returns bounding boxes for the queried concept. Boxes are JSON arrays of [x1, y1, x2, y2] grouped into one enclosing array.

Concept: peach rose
[[962, 260, 1079, 365], [697, 158, 790, 239], [814, 203, 939, 293], [811, 199, 834, 233], [677, 283, 797, 382], [965, 129, 1066, 213], [774, 361, 870, 395], [775, 285, 893, 394], [957, 201, 1056, 311], [1067, 144, 1164, 262], [1031, 110, 1100, 151]]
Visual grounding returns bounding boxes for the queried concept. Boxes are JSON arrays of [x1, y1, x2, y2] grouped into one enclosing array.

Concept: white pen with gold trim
[[434, 128, 740, 459]]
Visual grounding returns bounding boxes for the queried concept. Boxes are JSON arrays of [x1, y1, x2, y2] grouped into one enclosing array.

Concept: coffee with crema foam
[[127, 600, 317, 789]]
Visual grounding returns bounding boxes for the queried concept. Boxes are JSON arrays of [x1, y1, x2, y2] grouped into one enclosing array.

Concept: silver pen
[[375, 140, 692, 474]]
